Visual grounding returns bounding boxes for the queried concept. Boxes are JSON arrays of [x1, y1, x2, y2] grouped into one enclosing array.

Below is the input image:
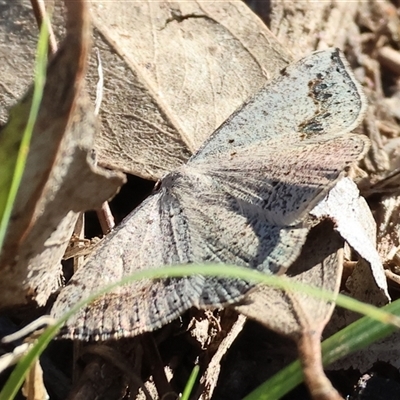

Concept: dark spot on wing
[[299, 71, 343, 138], [300, 121, 324, 133], [280, 66, 289, 76]]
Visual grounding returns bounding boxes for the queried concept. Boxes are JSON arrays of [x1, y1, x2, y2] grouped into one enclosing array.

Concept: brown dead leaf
[[376, 195, 400, 265], [235, 220, 344, 399], [3, 2, 390, 399], [235, 221, 343, 341], [88, 0, 292, 180], [0, 0, 125, 308], [0, 1, 37, 123], [22, 359, 48, 400]]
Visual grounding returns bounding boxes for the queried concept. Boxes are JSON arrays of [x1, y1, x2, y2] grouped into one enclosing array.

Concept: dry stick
[[96, 200, 115, 234], [30, 0, 58, 55], [22, 360, 48, 400], [377, 46, 400, 76], [196, 314, 247, 398], [72, 213, 86, 272], [297, 328, 343, 400], [0, 343, 31, 373], [385, 269, 400, 286], [2, 316, 56, 344]]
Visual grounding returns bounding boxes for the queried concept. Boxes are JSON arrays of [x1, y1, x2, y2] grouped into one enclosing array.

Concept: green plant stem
[[0, 21, 48, 250], [244, 299, 400, 400], [181, 365, 200, 400], [1, 264, 399, 399]]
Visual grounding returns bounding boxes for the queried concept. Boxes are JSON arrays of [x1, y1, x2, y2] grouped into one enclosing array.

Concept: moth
[[52, 48, 369, 340]]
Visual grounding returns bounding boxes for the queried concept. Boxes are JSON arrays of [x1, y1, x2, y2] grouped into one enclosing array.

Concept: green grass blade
[[0, 19, 48, 250], [181, 365, 200, 400], [69, 264, 398, 329], [0, 323, 59, 400], [0, 9, 394, 400], [244, 298, 400, 400], [1, 263, 399, 399]]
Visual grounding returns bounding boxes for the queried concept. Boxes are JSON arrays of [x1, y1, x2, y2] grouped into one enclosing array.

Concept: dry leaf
[[376, 195, 400, 265], [311, 177, 389, 301], [0, 0, 125, 308], [235, 221, 345, 399], [235, 221, 343, 340], [0, 1, 37, 123], [88, 0, 292, 180]]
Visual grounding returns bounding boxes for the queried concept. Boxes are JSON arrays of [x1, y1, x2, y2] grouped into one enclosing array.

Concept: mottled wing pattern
[[53, 181, 307, 339], [170, 136, 368, 307], [185, 135, 368, 227], [190, 48, 366, 162], [51, 48, 368, 340], [52, 194, 199, 339]]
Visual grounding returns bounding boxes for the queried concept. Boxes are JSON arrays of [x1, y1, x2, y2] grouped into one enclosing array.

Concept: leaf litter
[[0, 0, 125, 309], [0, 0, 400, 400]]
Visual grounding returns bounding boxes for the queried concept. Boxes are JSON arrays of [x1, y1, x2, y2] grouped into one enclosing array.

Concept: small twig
[[2, 316, 55, 344], [30, 0, 58, 55], [72, 213, 86, 272], [70, 214, 86, 383], [96, 203, 115, 234], [22, 359, 49, 400], [0, 343, 32, 373], [0, 317, 53, 392], [377, 46, 400, 76], [196, 314, 246, 398], [297, 329, 343, 400], [385, 269, 400, 286]]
